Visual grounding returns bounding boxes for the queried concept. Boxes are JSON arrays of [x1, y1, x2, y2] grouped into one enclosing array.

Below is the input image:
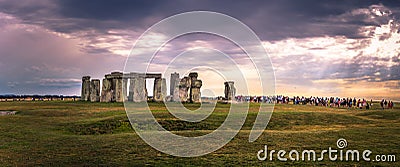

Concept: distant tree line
[[0, 94, 80, 101]]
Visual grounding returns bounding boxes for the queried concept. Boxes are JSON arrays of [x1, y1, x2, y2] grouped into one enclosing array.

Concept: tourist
[[362, 99, 366, 108], [384, 100, 388, 108], [348, 98, 352, 108], [388, 101, 394, 109]]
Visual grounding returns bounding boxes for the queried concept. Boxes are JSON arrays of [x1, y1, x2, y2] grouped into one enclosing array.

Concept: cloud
[[25, 78, 81, 87], [261, 3, 400, 99], [0, 1, 399, 100], [0, 13, 125, 95], [1, 0, 398, 41]]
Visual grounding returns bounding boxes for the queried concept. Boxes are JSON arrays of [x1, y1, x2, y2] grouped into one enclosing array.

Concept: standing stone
[[81, 76, 91, 101], [161, 78, 167, 101], [191, 80, 202, 103], [101, 77, 112, 102], [90, 79, 100, 102], [133, 76, 147, 102], [179, 77, 190, 102], [114, 78, 123, 102], [172, 86, 180, 102], [153, 78, 167, 102], [224, 81, 236, 100], [111, 72, 124, 102], [128, 78, 134, 101], [189, 72, 198, 86], [122, 78, 128, 102], [188, 72, 198, 103], [170, 72, 180, 101]]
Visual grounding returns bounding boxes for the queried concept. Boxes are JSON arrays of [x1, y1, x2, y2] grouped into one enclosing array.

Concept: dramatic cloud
[[0, 13, 125, 95], [263, 5, 400, 99], [0, 1, 399, 100]]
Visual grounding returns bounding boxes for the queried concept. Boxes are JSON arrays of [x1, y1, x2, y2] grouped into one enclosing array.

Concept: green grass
[[0, 101, 399, 166]]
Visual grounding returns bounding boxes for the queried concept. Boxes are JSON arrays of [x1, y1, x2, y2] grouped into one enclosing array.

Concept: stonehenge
[[81, 71, 203, 103]]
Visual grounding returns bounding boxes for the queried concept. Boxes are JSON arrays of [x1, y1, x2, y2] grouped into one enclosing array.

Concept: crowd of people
[[233, 95, 395, 110], [380, 99, 395, 109]]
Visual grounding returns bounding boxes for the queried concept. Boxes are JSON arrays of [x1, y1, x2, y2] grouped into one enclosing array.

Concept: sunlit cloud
[[0, 1, 399, 100], [259, 4, 400, 100]]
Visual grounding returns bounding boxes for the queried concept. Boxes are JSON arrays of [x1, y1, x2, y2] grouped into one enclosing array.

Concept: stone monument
[[81, 76, 91, 101], [83, 71, 202, 103], [170, 72, 180, 101], [191, 80, 202, 103], [153, 78, 167, 102], [224, 81, 236, 100], [89, 79, 100, 102], [177, 72, 202, 103]]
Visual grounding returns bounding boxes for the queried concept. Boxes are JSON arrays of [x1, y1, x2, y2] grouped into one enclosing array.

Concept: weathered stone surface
[[170, 72, 180, 101], [224, 81, 236, 100], [81, 76, 91, 101], [132, 76, 147, 102], [100, 74, 114, 102], [176, 73, 203, 103], [105, 74, 113, 80], [191, 80, 202, 103], [128, 78, 134, 101], [161, 78, 167, 101], [179, 77, 190, 102], [154, 78, 162, 101], [153, 78, 166, 102], [124, 72, 163, 102], [111, 71, 123, 77], [188, 72, 199, 103], [86, 72, 204, 103], [122, 78, 128, 101], [189, 72, 198, 80], [101, 78, 112, 102], [113, 75, 123, 102], [145, 73, 162, 79], [124, 72, 161, 79], [99, 71, 125, 102], [90, 79, 100, 102]]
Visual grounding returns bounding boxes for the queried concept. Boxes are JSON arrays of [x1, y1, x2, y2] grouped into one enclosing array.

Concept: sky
[[0, 0, 399, 100]]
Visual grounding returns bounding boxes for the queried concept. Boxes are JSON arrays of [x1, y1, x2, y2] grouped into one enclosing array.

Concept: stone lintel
[[123, 72, 162, 79], [82, 76, 91, 80], [188, 72, 198, 78]]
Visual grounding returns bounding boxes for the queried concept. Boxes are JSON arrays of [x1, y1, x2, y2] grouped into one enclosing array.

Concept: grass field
[[0, 101, 399, 166]]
